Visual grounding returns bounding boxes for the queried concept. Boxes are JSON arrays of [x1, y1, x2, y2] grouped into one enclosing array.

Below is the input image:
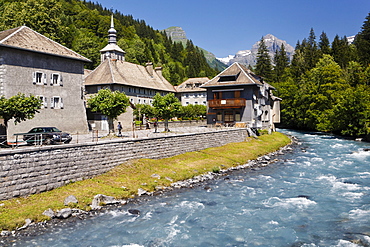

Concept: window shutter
[[50, 97, 54, 109], [50, 74, 53, 85], [59, 74, 63, 86], [43, 73, 47, 85], [60, 98, 64, 109], [32, 72, 36, 84], [44, 97, 48, 108]]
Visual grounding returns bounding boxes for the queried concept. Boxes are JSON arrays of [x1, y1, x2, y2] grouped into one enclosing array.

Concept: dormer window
[[218, 73, 239, 82]]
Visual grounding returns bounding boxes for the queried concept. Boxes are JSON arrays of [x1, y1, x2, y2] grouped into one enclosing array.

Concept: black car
[[23, 127, 72, 145]]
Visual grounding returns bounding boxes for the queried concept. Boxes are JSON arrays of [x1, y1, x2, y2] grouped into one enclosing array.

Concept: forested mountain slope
[[0, 0, 219, 85]]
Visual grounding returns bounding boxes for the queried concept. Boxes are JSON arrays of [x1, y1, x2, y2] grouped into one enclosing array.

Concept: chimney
[[155, 67, 163, 77], [146, 62, 154, 77]]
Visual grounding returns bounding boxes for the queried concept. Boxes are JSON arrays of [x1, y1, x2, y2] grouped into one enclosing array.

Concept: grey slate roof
[[201, 62, 263, 88], [0, 26, 91, 62], [175, 77, 209, 93], [84, 58, 176, 92]]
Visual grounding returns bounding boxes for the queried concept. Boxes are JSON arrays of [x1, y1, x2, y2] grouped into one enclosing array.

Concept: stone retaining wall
[[0, 128, 249, 201]]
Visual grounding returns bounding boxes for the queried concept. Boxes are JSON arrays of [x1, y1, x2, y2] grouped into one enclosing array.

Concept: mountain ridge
[[164, 27, 295, 69], [217, 34, 295, 67]]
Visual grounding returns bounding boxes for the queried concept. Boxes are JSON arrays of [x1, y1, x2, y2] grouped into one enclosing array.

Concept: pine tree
[[354, 12, 370, 66], [304, 28, 321, 70], [255, 37, 273, 81], [319, 31, 331, 55], [332, 35, 352, 68], [273, 43, 289, 83]]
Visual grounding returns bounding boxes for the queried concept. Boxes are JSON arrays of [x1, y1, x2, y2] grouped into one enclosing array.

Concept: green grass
[[0, 132, 291, 231]]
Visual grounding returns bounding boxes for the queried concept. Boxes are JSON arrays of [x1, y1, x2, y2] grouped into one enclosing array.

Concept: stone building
[[175, 77, 208, 106], [84, 16, 175, 131], [0, 26, 90, 141], [201, 62, 281, 129]]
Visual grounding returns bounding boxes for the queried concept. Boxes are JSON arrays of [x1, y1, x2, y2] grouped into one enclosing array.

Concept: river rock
[[91, 194, 119, 210], [56, 208, 72, 219], [42, 208, 55, 218], [17, 218, 32, 230], [64, 195, 78, 206], [128, 209, 140, 215], [151, 174, 161, 179], [138, 188, 152, 196]]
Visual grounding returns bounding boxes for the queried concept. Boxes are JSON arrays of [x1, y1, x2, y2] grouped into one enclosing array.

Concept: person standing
[[117, 122, 122, 136]]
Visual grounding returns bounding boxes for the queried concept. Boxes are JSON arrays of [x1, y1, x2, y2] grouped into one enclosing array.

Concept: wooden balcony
[[208, 98, 246, 109]]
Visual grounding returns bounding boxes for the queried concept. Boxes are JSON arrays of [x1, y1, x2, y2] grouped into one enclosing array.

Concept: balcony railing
[[208, 98, 246, 109]]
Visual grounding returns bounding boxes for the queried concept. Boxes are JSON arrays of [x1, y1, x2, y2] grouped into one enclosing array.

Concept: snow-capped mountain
[[218, 34, 295, 67]]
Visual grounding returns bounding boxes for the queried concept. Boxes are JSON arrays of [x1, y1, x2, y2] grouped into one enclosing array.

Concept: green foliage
[[255, 37, 273, 81], [133, 104, 156, 120], [87, 88, 130, 129], [273, 43, 289, 83], [179, 104, 206, 120], [271, 14, 370, 138], [355, 12, 370, 66], [152, 93, 181, 131], [0, 93, 42, 127]]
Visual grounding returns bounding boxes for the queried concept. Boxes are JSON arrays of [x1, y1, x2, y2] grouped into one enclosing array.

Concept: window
[[234, 91, 241, 98], [216, 112, 222, 122], [51, 96, 63, 109], [213, 92, 222, 99], [235, 111, 241, 122], [50, 73, 62, 85], [224, 111, 234, 122], [33, 72, 45, 85], [38, 96, 48, 108]]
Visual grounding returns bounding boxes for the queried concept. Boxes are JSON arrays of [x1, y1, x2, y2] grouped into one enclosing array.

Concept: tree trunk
[[108, 118, 114, 134], [164, 119, 169, 132]]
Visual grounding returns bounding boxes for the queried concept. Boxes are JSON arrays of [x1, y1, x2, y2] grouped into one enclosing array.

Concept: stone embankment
[[0, 128, 249, 201]]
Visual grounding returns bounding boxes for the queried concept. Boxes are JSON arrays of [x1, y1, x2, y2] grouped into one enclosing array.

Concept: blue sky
[[96, 0, 370, 58]]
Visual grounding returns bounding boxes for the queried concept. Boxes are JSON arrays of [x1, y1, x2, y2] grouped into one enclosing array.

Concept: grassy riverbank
[[0, 132, 291, 231]]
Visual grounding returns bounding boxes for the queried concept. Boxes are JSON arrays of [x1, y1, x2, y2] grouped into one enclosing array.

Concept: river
[[8, 129, 370, 247]]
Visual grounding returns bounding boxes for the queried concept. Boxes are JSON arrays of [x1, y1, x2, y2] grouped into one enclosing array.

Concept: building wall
[[0, 128, 249, 200], [180, 91, 207, 106], [0, 47, 88, 139]]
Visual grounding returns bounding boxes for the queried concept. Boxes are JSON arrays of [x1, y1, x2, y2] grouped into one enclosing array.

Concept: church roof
[[201, 62, 263, 88], [0, 26, 91, 62], [84, 59, 176, 92]]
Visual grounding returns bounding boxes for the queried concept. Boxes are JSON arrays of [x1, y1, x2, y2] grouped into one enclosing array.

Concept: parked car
[[0, 135, 7, 147], [23, 127, 72, 145]]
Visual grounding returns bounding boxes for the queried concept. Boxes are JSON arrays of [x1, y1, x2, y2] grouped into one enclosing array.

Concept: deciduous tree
[[152, 93, 181, 132], [0, 93, 42, 139], [87, 89, 130, 132]]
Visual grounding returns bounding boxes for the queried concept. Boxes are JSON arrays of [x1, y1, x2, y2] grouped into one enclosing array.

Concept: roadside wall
[[0, 128, 249, 201]]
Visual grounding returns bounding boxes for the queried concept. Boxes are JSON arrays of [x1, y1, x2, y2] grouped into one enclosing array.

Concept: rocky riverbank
[[0, 135, 297, 245]]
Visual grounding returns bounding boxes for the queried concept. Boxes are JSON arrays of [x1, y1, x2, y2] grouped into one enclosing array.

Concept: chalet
[[0, 26, 90, 140], [175, 77, 208, 106], [84, 16, 176, 131], [201, 62, 281, 129]]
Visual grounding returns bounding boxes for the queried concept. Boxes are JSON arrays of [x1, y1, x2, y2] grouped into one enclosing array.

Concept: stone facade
[[0, 26, 90, 140], [0, 128, 249, 201]]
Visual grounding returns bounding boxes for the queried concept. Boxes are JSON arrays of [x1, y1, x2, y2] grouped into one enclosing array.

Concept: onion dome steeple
[[100, 15, 125, 62]]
